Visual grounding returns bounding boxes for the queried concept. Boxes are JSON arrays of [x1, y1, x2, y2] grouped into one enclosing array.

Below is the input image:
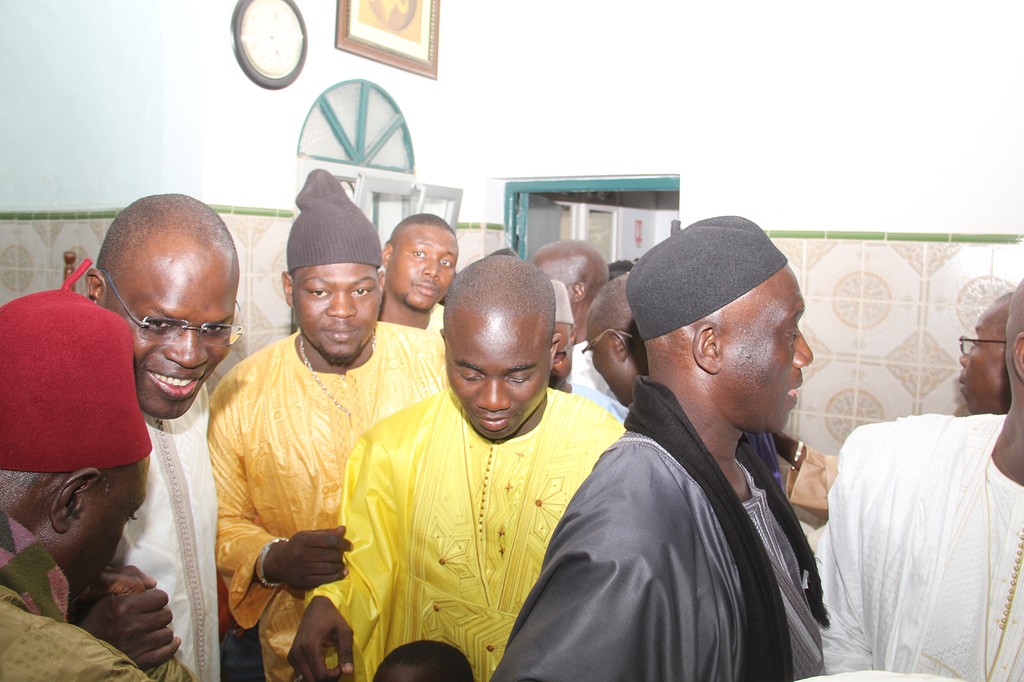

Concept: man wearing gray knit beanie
[[208, 170, 448, 680]]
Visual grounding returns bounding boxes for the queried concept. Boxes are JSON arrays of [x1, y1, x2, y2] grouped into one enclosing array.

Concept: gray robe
[[493, 433, 745, 682]]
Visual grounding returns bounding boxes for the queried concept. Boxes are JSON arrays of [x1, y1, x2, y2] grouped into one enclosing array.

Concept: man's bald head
[[89, 194, 240, 420], [588, 276, 633, 337], [443, 257, 558, 441], [585, 274, 647, 407], [531, 240, 608, 344], [96, 194, 238, 277], [444, 256, 555, 336]]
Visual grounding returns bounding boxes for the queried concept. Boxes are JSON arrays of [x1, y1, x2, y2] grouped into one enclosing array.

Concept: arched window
[[297, 79, 460, 241]]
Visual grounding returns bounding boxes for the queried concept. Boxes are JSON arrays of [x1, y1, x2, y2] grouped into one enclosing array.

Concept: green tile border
[[951, 233, 1021, 244], [770, 230, 1021, 245], [0, 209, 122, 220], [824, 231, 888, 241], [1, 209, 1021, 246], [765, 230, 826, 239], [885, 232, 950, 242], [208, 204, 294, 218]]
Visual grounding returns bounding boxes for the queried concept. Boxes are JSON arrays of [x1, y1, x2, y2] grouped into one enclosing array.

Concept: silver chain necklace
[[298, 335, 352, 418]]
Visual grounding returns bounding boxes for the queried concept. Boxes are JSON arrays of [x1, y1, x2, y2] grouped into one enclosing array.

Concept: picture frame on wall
[[336, 0, 440, 79]]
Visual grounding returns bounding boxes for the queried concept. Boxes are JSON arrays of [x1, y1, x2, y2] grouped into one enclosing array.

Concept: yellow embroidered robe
[[310, 388, 624, 681], [209, 322, 446, 681]]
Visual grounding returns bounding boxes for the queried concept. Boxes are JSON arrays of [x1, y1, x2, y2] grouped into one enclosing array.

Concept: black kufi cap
[[287, 169, 382, 271], [627, 216, 787, 340]]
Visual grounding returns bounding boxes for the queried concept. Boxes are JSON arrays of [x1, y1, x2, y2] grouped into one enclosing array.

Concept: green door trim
[[503, 176, 680, 257]]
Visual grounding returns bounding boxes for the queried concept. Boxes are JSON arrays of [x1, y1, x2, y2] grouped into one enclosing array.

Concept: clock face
[[233, 0, 307, 89]]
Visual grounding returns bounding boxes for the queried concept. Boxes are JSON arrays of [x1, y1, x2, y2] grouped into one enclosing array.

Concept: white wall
[[4, 0, 1024, 234]]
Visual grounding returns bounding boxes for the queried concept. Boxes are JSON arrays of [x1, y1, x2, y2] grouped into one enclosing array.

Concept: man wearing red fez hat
[[0, 265, 191, 679], [80, 195, 241, 681]]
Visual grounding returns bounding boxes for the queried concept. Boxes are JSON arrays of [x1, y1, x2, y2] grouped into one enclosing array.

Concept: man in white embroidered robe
[[820, 277, 1024, 680], [80, 194, 242, 681]]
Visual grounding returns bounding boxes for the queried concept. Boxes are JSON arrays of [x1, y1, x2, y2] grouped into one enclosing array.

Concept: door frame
[[502, 176, 680, 258]]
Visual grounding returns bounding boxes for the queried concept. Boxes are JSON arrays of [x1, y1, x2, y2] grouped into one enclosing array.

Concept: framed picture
[[336, 0, 440, 79]]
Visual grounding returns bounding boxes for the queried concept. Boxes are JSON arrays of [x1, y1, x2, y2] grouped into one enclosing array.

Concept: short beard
[[303, 333, 372, 368], [399, 291, 436, 315]]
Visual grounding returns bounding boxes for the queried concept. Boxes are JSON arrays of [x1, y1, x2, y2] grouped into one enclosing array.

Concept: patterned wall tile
[[858, 362, 915, 422], [250, 216, 291, 278], [773, 238, 805, 286], [882, 332, 922, 396], [890, 242, 926, 278], [860, 303, 921, 360], [804, 297, 859, 359], [803, 240, 838, 278], [250, 271, 292, 330], [805, 241, 863, 300], [825, 381, 887, 442], [992, 243, 1024, 287], [863, 242, 924, 305], [923, 243, 960, 277], [222, 214, 255, 277], [924, 303, 975, 356], [919, 366, 967, 417], [926, 244, 993, 307], [954, 275, 1016, 330], [794, 359, 857, 418]]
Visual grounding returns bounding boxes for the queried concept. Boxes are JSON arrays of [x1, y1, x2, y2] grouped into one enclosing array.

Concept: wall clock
[[232, 0, 308, 90]]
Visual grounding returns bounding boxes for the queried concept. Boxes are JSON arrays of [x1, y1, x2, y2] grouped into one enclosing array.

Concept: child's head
[[372, 640, 473, 682]]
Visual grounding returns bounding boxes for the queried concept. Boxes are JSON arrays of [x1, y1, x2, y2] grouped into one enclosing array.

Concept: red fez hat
[[0, 261, 151, 472]]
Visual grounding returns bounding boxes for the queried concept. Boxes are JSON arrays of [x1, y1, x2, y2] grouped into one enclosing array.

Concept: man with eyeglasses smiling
[[81, 194, 241, 682]]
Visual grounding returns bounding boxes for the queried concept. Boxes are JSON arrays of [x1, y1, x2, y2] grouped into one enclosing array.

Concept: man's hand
[[72, 566, 179, 670], [288, 596, 354, 682], [74, 565, 153, 602], [261, 526, 351, 590]]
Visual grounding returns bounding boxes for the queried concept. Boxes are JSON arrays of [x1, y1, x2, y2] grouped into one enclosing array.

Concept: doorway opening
[[502, 176, 680, 261]]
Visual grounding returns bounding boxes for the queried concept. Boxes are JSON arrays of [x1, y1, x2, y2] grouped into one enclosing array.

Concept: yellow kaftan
[[426, 304, 444, 333], [209, 322, 446, 681], [310, 388, 624, 681]]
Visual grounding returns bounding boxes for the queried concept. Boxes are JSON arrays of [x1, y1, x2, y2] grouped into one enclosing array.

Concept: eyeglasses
[[99, 268, 244, 347], [958, 335, 1005, 355], [582, 328, 633, 354]]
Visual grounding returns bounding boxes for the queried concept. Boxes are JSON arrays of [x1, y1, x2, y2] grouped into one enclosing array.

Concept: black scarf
[[624, 377, 828, 682]]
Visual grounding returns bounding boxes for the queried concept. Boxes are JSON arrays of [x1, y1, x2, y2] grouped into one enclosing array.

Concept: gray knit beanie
[[287, 169, 382, 271]]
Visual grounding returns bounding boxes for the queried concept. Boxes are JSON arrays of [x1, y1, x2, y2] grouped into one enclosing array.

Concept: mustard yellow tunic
[[310, 388, 624, 681], [209, 322, 447, 681]]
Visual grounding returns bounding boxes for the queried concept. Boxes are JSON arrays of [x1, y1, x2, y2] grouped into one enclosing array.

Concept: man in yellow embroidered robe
[[208, 170, 447, 681], [290, 256, 624, 682]]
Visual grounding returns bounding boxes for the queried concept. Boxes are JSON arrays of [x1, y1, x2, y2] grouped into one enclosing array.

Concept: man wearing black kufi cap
[[208, 170, 448, 680], [496, 217, 828, 682]]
